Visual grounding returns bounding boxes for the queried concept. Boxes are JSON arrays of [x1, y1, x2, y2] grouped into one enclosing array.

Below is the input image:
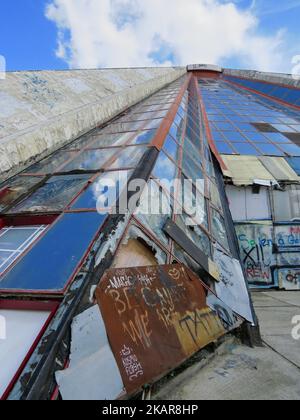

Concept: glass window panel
[[103, 121, 147, 134], [256, 143, 284, 156], [180, 178, 208, 229], [183, 136, 201, 161], [0, 250, 15, 273], [182, 154, 204, 185], [109, 146, 147, 170], [233, 143, 260, 155], [175, 213, 211, 258], [163, 135, 180, 162], [9, 175, 90, 213], [63, 134, 96, 151], [152, 152, 178, 184], [128, 130, 157, 145], [215, 142, 234, 154], [0, 226, 46, 275], [71, 170, 132, 210], [213, 122, 234, 131], [272, 124, 296, 132], [222, 131, 247, 142], [211, 208, 229, 250], [245, 132, 268, 142], [279, 144, 300, 156], [0, 176, 44, 212], [263, 133, 293, 143], [28, 150, 76, 174], [61, 149, 117, 172], [211, 131, 225, 141], [0, 227, 43, 250], [0, 212, 107, 293], [169, 122, 184, 144], [87, 132, 133, 149], [134, 181, 172, 246], [234, 123, 258, 132]]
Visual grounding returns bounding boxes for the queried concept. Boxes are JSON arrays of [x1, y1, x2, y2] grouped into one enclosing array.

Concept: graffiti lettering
[[123, 309, 152, 349], [179, 308, 224, 345]]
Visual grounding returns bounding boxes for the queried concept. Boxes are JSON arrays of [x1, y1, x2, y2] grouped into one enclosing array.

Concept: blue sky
[[0, 0, 300, 72]]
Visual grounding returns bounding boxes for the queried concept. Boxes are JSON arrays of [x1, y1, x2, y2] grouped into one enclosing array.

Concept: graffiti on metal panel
[[276, 268, 300, 291], [235, 224, 274, 286], [96, 264, 241, 395], [275, 226, 300, 251]]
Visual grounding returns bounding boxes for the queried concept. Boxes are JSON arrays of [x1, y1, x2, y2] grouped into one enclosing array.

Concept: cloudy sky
[[1, 0, 300, 73]]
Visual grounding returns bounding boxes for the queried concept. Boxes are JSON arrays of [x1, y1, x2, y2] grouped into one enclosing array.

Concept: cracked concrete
[[154, 291, 300, 400]]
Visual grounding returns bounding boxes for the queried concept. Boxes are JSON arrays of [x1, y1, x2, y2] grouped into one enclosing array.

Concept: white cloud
[[45, 0, 288, 72]]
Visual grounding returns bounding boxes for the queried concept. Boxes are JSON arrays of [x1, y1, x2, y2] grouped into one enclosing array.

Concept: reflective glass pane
[[175, 213, 211, 258], [256, 143, 284, 156], [215, 142, 234, 154], [0, 176, 44, 212], [87, 132, 132, 149], [128, 130, 157, 145], [109, 146, 147, 169], [71, 170, 132, 210], [134, 181, 172, 246], [27, 150, 75, 174], [163, 135, 180, 162], [211, 208, 229, 250], [61, 149, 117, 172], [0, 212, 107, 292], [233, 143, 260, 155], [9, 175, 90, 213], [152, 152, 178, 184]]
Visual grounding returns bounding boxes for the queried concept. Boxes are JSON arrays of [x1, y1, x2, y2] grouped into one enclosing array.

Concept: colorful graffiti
[[275, 226, 300, 251], [96, 264, 241, 396], [235, 224, 275, 287]]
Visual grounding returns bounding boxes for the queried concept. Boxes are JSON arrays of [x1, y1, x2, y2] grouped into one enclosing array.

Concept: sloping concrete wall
[[0, 67, 185, 182], [224, 68, 300, 89]]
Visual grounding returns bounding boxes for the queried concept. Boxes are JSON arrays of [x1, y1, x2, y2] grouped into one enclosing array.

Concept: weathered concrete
[[155, 340, 300, 400], [252, 291, 300, 368], [154, 291, 300, 400], [0, 67, 185, 182], [224, 68, 300, 89]]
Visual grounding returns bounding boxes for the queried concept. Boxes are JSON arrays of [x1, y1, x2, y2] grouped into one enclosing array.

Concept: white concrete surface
[[0, 67, 185, 182], [154, 291, 300, 400]]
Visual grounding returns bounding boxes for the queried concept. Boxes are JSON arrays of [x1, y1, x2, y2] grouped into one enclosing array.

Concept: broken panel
[[0, 176, 44, 212], [8, 175, 90, 214], [211, 208, 229, 251], [96, 264, 242, 396]]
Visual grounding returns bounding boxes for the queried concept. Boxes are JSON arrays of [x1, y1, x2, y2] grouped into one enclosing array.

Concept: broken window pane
[[175, 213, 211, 258], [134, 181, 172, 246], [211, 208, 229, 250], [27, 150, 76, 174], [71, 170, 132, 210], [0, 176, 44, 212], [8, 175, 90, 213]]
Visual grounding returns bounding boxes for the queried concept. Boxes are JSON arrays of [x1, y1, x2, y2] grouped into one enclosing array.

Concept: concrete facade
[[0, 67, 185, 182]]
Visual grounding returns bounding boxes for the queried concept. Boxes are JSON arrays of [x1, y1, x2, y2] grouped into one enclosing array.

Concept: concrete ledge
[[0, 68, 186, 182]]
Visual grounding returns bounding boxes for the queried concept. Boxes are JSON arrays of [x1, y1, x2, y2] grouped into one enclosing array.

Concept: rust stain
[[96, 264, 241, 395]]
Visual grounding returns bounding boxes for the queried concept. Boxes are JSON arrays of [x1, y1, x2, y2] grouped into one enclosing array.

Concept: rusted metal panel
[[96, 264, 242, 396]]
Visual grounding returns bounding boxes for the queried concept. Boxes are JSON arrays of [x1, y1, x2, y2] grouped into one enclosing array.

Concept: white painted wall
[[226, 185, 271, 221], [0, 309, 50, 398]]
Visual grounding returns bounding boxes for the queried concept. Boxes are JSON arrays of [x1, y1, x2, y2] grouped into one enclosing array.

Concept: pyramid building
[[0, 65, 299, 400]]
